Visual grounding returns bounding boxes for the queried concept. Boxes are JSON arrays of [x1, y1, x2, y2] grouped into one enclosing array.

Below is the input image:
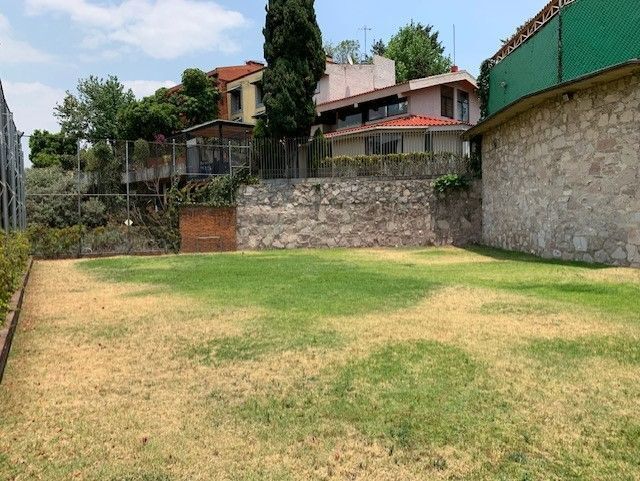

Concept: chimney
[[451, 65, 459, 73]]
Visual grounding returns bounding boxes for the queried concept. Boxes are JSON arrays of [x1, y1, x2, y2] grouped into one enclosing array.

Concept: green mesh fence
[[487, 0, 640, 116], [488, 16, 560, 115], [561, 0, 640, 82]]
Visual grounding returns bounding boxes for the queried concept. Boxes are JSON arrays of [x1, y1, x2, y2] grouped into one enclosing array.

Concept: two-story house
[[313, 68, 480, 156]]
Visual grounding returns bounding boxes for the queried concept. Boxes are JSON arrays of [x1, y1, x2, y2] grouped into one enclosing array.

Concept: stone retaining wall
[[236, 178, 481, 250], [482, 73, 640, 267]]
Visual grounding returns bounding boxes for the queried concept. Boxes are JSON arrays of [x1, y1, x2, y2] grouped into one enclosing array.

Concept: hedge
[[0, 232, 30, 318]]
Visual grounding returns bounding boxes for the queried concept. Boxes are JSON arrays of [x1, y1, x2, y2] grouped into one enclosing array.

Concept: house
[[466, 0, 640, 267], [168, 61, 265, 121], [313, 68, 480, 157], [224, 55, 397, 126]]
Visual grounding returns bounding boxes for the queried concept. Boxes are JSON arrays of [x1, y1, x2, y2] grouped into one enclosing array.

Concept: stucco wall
[[315, 56, 396, 104], [482, 73, 640, 267], [236, 178, 481, 250]]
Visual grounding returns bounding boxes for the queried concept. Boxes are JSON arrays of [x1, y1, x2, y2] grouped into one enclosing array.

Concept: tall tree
[[55, 75, 135, 142], [262, 0, 326, 138], [385, 21, 451, 82], [325, 39, 361, 64]]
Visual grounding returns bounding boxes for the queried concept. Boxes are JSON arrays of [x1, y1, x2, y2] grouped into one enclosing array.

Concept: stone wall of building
[[236, 178, 481, 250], [482, 73, 640, 267]]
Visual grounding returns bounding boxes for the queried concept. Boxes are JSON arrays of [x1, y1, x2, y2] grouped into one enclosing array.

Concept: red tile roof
[[211, 62, 264, 83], [167, 62, 264, 94], [325, 115, 466, 137]]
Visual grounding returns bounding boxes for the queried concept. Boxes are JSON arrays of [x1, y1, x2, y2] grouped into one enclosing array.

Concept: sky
[[0, 0, 545, 157]]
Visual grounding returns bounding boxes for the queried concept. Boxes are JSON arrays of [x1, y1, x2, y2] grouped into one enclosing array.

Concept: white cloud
[[25, 0, 249, 60], [123, 79, 176, 98], [0, 14, 53, 63]]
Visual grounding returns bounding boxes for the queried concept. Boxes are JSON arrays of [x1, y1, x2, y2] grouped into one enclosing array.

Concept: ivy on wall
[[478, 58, 495, 120]]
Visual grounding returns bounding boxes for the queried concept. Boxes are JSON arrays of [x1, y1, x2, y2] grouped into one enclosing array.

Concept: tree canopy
[[29, 130, 77, 169], [55, 75, 135, 142], [325, 39, 361, 64], [385, 21, 451, 82], [262, 0, 326, 138], [117, 69, 218, 141]]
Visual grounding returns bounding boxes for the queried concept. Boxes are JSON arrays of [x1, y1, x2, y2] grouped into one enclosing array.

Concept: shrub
[[433, 173, 471, 194], [26, 225, 84, 259], [0, 232, 30, 318]]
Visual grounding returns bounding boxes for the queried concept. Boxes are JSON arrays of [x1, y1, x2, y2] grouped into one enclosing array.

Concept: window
[[457, 90, 469, 123], [366, 133, 401, 155], [255, 82, 264, 108], [337, 111, 363, 129], [230, 89, 242, 114], [368, 105, 386, 122], [441, 85, 454, 118], [387, 99, 408, 117]]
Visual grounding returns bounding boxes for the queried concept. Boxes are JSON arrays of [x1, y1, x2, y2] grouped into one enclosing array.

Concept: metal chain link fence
[[0, 80, 26, 233]]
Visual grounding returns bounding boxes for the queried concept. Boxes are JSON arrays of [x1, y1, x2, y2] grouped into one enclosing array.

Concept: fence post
[[172, 139, 176, 176], [125, 141, 132, 252], [76, 139, 82, 256], [228, 140, 233, 177], [0, 112, 9, 233]]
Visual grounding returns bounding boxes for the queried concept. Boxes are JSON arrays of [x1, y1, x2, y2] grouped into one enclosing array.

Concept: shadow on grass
[[464, 245, 609, 270]]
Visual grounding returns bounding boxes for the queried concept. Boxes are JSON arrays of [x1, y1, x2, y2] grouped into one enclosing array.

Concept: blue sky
[[0, 0, 544, 142]]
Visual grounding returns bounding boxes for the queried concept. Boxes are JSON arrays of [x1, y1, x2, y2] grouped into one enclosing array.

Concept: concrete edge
[[0, 257, 34, 384]]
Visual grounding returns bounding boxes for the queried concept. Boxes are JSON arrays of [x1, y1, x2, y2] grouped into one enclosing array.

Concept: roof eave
[[464, 60, 640, 139]]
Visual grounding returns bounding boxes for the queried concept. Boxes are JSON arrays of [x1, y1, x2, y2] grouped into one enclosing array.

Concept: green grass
[[2, 247, 640, 480]]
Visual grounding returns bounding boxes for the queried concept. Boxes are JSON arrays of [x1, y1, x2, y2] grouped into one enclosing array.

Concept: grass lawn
[[1, 247, 639, 480]]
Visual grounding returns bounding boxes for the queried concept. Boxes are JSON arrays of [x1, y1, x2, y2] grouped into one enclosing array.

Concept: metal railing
[[0, 80, 26, 232]]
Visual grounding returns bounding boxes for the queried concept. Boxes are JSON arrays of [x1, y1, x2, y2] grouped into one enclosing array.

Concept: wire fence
[[24, 129, 470, 257], [0, 80, 26, 233]]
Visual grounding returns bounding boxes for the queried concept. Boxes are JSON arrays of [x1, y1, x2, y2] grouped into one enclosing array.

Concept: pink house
[[313, 68, 479, 156]]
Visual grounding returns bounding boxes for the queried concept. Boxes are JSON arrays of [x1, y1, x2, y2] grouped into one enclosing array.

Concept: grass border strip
[[0, 257, 34, 384]]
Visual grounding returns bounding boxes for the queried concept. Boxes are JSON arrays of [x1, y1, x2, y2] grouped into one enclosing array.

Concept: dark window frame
[[441, 85, 454, 119]]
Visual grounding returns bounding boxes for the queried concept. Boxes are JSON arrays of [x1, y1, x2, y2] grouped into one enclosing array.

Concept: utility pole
[[359, 25, 372, 60]]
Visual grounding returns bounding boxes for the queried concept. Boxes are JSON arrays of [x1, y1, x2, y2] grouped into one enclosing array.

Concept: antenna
[[453, 24, 456, 66], [359, 25, 372, 60]]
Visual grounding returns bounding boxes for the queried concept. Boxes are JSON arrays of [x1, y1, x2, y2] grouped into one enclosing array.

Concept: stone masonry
[[482, 73, 640, 267], [236, 178, 481, 250]]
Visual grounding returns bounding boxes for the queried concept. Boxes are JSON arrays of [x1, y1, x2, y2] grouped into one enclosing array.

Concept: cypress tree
[[262, 0, 325, 138]]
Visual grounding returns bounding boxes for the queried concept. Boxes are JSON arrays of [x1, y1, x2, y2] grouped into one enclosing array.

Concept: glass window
[[366, 134, 401, 155], [387, 99, 408, 117], [457, 90, 469, 123], [230, 90, 242, 114], [337, 111, 363, 129], [441, 86, 454, 118], [368, 105, 386, 122], [255, 83, 263, 108]]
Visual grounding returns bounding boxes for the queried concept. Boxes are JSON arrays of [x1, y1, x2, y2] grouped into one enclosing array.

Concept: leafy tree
[[85, 141, 122, 198], [170, 69, 220, 127], [325, 39, 361, 64], [262, 0, 326, 138], [55, 75, 135, 142], [371, 39, 387, 57], [117, 91, 181, 141], [26, 166, 107, 228], [385, 21, 451, 82], [29, 130, 77, 170]]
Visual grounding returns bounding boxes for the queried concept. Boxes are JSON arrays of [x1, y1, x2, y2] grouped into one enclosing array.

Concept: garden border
[[0, 257, 34, 384]]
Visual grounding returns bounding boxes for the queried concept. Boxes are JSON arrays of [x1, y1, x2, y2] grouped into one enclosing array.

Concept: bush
[[0, 232, 30, 318], [433, 173, 471, 194], [26, 225, 83, 259]]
